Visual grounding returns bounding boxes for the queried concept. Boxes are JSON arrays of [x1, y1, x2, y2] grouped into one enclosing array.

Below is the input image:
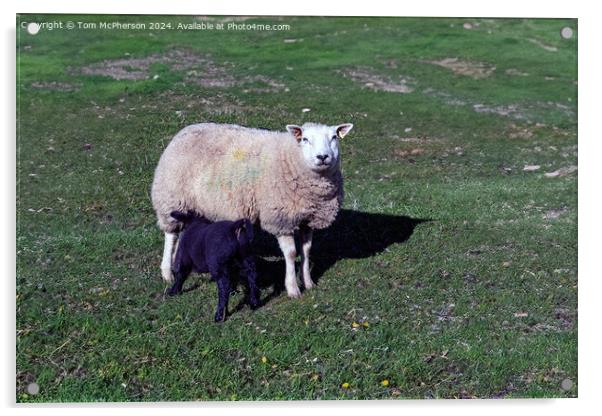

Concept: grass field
[[16, 15, 577, 401]]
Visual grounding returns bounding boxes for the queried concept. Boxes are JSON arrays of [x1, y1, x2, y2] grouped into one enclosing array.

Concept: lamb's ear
[[336, 123, 354, 138], [286, 124, 303, 142]]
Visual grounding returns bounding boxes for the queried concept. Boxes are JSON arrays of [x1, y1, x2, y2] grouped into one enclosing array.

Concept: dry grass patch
[[30, 81, 82, 92], [425, 58, 496, 79], [505, 68, 529, 77], [76, 49, 214, 81], [528, 38, 558, 52], [339, 67, 414, 93], [76, 49, 287, 92]]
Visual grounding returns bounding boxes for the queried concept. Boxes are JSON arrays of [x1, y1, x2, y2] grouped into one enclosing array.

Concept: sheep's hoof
[[286, 286, 302, 299], [161, 267, 174, 283], [304, 280, 315, 290]]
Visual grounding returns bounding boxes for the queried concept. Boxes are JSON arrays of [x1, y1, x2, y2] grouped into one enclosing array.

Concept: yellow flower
[[341, 382, 350, 389], [362, 322, 370, 328], [261, 356, 268, 364], [351, 322, 360, 328], [381, 379, 390, 387]]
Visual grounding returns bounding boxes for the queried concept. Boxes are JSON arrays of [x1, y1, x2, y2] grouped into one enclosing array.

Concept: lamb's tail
[[233, 218, 254, 244]]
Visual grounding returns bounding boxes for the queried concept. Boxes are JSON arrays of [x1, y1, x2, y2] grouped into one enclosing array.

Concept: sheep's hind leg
[[277, 235, 301, 298], [300, 226, 315, 290], [161, 232, 177, 283]]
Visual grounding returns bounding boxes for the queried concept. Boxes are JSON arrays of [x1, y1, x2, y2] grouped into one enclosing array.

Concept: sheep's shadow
[[250, 209, 429, 304]]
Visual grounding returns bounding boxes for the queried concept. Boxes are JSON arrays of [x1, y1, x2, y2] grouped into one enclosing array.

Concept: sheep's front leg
[[299, 226, 314, 290], [161, 232, 177, 283], [277, 235, 301, 298]]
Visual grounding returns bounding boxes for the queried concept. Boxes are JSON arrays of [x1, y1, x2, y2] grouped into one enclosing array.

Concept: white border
[[7, 0, 582, 17], [3, 1, 599, 415]]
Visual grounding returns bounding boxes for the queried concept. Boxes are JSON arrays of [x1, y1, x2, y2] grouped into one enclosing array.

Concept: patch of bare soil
[[473, 103, 526, 119], [537, 101, 575, 118], [474, 101, 574, 122], [422, 88, 468, 106], [543, 207, 569, 220], [339, 67, 414, 93], [392, 136, 441, 144], [553, 307, 575, 330], [523, 164, 541, 172], [393, 147, 425, 158], [508, 124, 534, 139], [240, 75, 288, 93], [505, 68, 529, 77], [30, 81, 81, 92], [77, 49, 287, 93], [424, 58, 496, 79], [422, 89, 574, 123], [391, 136, 454, 161], [506, 122, 548, 139], [544, 165, 577, 178], [77, 49, 211, 81], [183, 66, 237, 88]]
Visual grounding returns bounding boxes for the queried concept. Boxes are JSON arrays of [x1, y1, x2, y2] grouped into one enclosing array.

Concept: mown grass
[[16, 15, 577, 401]]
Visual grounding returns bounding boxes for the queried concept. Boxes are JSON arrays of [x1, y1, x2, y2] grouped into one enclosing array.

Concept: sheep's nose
[[316, 154, 329, 162]]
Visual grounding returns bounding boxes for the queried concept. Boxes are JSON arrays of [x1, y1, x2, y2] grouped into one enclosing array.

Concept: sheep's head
[[286, 122, 353, 173]]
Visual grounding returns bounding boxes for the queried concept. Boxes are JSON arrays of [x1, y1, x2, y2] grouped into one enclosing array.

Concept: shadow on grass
[[248, 209, 429, 305]]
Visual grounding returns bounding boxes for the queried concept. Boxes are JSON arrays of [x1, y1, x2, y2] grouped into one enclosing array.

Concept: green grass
[[16, 15, 577, 401]]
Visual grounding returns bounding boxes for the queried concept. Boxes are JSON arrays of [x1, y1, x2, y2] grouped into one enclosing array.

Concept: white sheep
[[151, 121, 353, 298]]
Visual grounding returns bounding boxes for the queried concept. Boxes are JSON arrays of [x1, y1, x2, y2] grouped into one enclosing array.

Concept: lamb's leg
[[277, 235, 301, 298], [161, 232, 177, 283], [168, 267, 189, 296], [300, 226, 315, 290], [242, 257, 260, 309], [214, 272, 231, 323]]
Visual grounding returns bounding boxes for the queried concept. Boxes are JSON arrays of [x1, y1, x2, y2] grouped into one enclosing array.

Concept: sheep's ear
[[336, 123, 354, 138], [286, 124, 303, 142]]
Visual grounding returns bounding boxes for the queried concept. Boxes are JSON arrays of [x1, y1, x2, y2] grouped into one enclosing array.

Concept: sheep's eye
[[331, 135, 338, 140], [302, 137, 309, 143]]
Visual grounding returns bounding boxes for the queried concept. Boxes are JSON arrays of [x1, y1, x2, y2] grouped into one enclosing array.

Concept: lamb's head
[[286, 122, 353, 173]]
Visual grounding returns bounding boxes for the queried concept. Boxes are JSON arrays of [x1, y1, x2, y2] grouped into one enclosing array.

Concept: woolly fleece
[[151, 123, 344, 236]]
